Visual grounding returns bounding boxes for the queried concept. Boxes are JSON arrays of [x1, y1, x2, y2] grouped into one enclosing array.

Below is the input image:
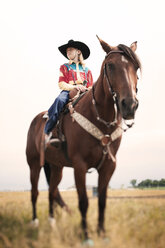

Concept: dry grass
[[0, 189, 165, 248]]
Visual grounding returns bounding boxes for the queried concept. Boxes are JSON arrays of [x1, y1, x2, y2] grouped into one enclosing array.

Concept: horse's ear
[[96, 35, 112, 54], [130, 41, 137, 52]]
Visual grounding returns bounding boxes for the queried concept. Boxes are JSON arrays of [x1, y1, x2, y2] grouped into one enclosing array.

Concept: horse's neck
[[94, 74, 115, 123]]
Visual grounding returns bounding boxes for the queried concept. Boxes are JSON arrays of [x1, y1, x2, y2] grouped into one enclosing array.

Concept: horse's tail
[[43, 162, 51, 185]]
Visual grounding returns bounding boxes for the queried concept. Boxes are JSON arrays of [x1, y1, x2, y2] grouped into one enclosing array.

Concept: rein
[[92, 80, 118, 128]]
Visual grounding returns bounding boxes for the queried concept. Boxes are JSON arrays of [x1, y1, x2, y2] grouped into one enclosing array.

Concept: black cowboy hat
[[58, 39, 90, 60]]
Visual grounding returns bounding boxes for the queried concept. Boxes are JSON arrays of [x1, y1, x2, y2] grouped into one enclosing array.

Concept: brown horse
[[26, 37, 141, 241]]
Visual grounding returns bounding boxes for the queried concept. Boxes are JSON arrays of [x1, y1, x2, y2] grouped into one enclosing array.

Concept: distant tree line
[[130, 179, 165, 188]]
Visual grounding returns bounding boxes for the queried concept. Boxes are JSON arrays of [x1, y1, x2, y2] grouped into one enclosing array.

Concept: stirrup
[[45, 132, 53, 145], [45, 132, 60, 149], [49, 138, 60, 144]]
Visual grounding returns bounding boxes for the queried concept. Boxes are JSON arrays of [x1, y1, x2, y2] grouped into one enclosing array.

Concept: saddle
[[40, 89, 87, 166]]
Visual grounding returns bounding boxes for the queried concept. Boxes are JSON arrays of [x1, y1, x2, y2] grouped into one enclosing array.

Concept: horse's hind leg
[[29, 159, 41, 224], [54, 188, 70, 213], [44, 163, 70, 213], [48, 165, 63, 225]]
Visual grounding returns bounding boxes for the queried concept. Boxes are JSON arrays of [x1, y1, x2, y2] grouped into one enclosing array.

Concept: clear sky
[[0, 0, 165, 190]]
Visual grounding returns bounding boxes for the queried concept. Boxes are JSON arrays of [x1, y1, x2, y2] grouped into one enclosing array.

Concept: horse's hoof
[[30, 218, 39, 227], [48, 217, 56, 228], [82, 239, 94, 247]]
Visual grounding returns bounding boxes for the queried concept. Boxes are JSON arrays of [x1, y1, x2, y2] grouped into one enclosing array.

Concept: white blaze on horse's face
[[121, 55, 128, 64], [123, 66, 137, 99], [107, 53, 139, 120], [118, 58, 139, 120]]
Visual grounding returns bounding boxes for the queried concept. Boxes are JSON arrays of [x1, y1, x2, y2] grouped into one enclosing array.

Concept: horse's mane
[[118, 44, 141, 70]]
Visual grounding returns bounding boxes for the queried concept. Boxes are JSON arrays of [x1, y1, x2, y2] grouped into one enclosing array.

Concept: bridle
[[92, 50, 135, 130], [69, 50, 137, 168]]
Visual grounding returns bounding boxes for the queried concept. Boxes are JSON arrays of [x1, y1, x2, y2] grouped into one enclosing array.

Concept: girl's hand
[[75, 85, 87, 92]]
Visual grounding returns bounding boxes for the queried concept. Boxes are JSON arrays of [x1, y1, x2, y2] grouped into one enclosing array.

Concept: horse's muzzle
[[120, 97, 139, 120]]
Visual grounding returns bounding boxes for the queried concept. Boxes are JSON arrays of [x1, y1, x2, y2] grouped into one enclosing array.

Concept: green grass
[[137, 187, 165, 190], [0, 190, 165, 248]]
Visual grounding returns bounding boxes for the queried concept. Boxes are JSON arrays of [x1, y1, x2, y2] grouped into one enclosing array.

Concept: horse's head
[[97, 36, 141, 120]]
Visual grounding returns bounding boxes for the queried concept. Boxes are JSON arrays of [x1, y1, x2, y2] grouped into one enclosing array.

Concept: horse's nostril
[[135, 99, 139, 110], [121, 98, 138, 111], [121, 99, 127, 108], [131, 99, 138, 111]]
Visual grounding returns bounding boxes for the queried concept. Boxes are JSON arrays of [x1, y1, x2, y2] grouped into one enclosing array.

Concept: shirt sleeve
[[87, 69, 93, 88], [58, 65, 75, 91]]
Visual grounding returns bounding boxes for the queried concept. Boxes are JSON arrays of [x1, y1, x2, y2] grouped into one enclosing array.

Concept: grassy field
[[0, 189, 165, 248]]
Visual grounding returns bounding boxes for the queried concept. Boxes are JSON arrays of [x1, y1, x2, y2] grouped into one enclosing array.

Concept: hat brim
[[58, 41, 90, 60]]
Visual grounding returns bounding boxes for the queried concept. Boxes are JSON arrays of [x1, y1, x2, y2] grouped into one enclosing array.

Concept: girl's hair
[[79, 52, 85, 69]]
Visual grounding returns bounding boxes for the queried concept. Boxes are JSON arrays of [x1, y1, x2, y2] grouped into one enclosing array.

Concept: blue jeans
[[44, 90, 69, 134]]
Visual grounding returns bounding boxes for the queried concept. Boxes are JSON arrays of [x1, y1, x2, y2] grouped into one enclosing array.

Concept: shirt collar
[[69, 60, 82, 65]]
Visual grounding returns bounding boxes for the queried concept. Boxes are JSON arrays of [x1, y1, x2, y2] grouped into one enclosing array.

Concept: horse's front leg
[[97, 160, 116, 236], [74, 160, 89, 240]]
